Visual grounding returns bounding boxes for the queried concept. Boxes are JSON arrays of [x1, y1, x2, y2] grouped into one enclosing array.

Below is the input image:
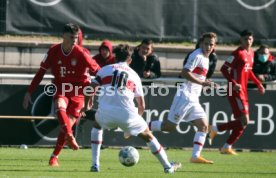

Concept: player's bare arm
[[22, 92, 33, 110], [135, 96, 145, 116], [181, 68, 217, 87]]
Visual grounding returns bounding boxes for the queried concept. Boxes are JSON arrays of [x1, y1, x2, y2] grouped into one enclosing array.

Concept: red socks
[[56, 109, 72, 134], [53, 132, 66, 156], [217, 120, 242, 132]]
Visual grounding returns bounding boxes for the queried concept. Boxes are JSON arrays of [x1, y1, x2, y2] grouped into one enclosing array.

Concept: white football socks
[[192, 131, 207, 158], [91, 128, 103, 166], [147, 137, 171, 169], [150, 121, 162, 131]]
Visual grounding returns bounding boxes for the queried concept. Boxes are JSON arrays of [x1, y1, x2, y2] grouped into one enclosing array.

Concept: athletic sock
[[212, 125, 218, 132], [217, 120, 242, 132], [147, 137, 171, 169], [91, 128, 103, 166], [223, 143, 232, 149], [52, 131, 66, 156], [192, 131, 207, 158], [149, 121, 162, 131], [226, 126, 245, 145], [56, 109, 72, 134]]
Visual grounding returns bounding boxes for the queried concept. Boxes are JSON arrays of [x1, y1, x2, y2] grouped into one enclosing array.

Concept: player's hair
[[141, 39, 154, 46], [113, 44, 133, 62], [63, 23, 79, 34], [240, 29, 253, 37], [259, 44, 269, 50], [201, 32, 217, 42]]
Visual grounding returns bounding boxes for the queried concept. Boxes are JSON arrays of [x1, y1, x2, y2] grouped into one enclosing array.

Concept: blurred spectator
[[253, 44, 276, 82], [181, 37, 217, 79], [130, 39, 161, 79], [77, 28, 91, 55], [93, 40, 115, 67]]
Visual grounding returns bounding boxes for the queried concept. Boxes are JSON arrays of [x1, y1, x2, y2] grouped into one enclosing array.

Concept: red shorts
[[227, 95, 249, 119], [54, 94, 84, 118]]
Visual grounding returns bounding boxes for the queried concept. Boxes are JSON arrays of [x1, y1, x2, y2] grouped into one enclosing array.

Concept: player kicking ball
[[84, 44, 181, 173], [23, 23, 100, 167]]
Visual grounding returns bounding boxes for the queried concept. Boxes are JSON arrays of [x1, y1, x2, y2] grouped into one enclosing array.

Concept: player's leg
[[220, 113, 248, 155], [218, 96, 244, 131], [179, 102, 213, 164], [49, 131, 66, 167], [55, 96, 72, 134], [90, 110, 114, 172], [65, 95, 86, 150], [149, 119, 177, 132], [122, 112, 181, 173], [149, 94, 187, 132], [208, 96, 243, 145], [90, 120, 103, 172], [219, 98, 249, 155], [138, 129, 181, 173], [189, 106, 213, 164], [49, 96, 70, 167]]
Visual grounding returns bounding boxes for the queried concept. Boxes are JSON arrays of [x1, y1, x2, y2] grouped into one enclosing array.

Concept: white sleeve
[[184, 55, 201, 71], [134, 77, 144, 97], [92, 69, 103, 85]]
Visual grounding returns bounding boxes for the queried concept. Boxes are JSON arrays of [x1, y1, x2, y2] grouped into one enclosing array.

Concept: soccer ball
[[118, 146, 139, 167]]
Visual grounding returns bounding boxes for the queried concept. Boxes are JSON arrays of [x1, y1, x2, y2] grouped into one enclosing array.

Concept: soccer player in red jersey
[[208, 30, 265, 155], [22, 23, 100, 166]]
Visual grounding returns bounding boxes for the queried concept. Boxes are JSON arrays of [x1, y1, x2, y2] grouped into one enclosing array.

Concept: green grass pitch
[[1, 147, 276, 178]]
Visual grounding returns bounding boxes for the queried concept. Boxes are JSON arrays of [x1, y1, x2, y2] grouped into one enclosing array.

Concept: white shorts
[[168, 93, 207, 124], [95, 107, 148, 137]]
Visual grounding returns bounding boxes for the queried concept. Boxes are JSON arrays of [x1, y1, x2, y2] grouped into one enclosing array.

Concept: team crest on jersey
[[58, 60, 62, 64], [71, 59, 77, 66]]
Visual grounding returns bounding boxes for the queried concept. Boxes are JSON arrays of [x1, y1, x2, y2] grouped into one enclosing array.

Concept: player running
[[23, 23, 100, 167], [149, 32, 218, 164]]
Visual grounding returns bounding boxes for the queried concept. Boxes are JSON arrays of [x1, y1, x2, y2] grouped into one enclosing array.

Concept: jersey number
[[111, 70, 129, 89]]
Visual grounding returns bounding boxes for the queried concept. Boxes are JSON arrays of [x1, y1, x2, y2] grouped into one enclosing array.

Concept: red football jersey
[[41, 44, 100, 85], [222, 47, 255, 99]]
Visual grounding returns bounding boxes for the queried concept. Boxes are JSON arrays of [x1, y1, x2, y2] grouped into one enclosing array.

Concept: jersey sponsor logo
[[236, 0, 275, 11], [244, 63, 252, 72], [29, 0, 62, 6], [60, 66, 66, 77]]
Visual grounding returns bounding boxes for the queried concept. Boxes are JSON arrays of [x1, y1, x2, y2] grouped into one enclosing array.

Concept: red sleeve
[[40, 49, 52, 70], [220, 54, 238, 86], [220, 64, 236, 86], [84, 53, 101, 75], [249, 70, 261, 86], [83, 47, 91, 55], [27, 67, 47, 94]]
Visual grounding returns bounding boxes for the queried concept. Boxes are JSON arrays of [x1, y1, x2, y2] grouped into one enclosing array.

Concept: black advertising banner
[[0, 84, 276, 149], [5, 0, 276, 42], [196, 0, 276, 43], [6, 0, 163, 40]]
